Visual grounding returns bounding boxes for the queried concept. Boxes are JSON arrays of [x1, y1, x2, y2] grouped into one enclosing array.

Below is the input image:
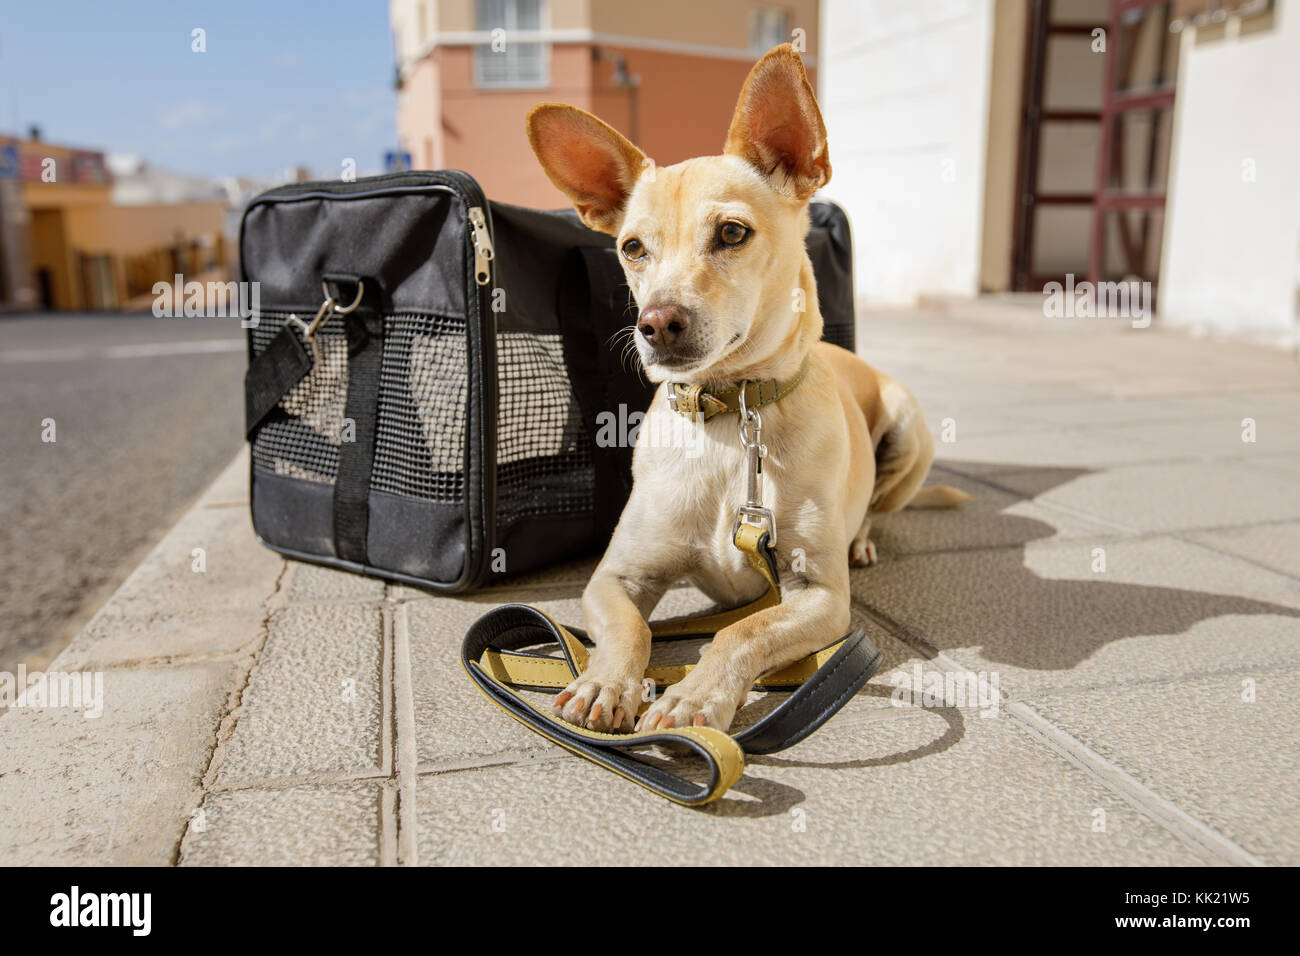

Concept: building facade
[[389, 0, 820, 208], [820, 0, 1298, 340], [0, 135, 228, 312]]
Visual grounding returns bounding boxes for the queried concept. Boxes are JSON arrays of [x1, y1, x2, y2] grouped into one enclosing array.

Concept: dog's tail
[[906, 485, 973, 509]]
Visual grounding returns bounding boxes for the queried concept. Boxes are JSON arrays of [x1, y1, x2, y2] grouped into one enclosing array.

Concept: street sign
[[384, 151, 412, 173]]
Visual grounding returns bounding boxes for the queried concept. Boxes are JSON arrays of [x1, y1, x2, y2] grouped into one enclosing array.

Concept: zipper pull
[[468, 206, 494, 286]]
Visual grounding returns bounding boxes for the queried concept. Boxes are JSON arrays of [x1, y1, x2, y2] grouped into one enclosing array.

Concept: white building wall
[[1160, 8, 1300, 340], [819, 0, 996, 304]]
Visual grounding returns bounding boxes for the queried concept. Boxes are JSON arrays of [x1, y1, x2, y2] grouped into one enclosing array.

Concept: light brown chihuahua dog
[[527, 44, 968, 735]]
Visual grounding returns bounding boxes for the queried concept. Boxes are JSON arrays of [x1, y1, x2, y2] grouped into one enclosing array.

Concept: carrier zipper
[[468, 206, 494, 286]]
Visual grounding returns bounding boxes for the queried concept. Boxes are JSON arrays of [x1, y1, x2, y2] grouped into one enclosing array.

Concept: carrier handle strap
[[244, 324, 313, 438], [328, 276, 384, 565]]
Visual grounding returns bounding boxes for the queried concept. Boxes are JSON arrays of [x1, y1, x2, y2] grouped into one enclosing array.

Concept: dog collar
[[666, 356, 810, 423]]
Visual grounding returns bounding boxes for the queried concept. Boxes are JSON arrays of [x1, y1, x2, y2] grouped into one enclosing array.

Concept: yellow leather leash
[[459, 523, 881, 805]]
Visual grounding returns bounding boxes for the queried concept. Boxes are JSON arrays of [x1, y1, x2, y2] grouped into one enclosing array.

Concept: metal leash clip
[[734, 380, 776, 547], [288, 280, 365, 366]]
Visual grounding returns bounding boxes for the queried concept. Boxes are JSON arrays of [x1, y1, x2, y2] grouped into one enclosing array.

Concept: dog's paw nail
[[554, 691, 572, 707], [693, 714, 707, 726], [589, 703, 603, 722], [613, 707, 624, 726], [661, 715, 675, 729]]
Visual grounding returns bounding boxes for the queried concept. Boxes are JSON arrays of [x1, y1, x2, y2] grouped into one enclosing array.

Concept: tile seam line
[[381, 604, 395, 778], [937, 449, 1294, 478], [207, 769, 392, 793], [945, 466, 1146, 531], [378, 604, 396, 866], [1007, 700, 1266, 867], [1173, 532, 1300, 587], [928, 465, 1142, 534], [867, 517, 1300, 566], [392, 603, 419, 865], [415, 750, 573, 776], [854, 604, 1263, 866], [174, 557, 290, 865], [1005, 660, 1300, 701]]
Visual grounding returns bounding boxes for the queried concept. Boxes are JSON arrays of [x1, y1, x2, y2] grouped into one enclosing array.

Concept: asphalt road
[[0, 313, 247, 671]]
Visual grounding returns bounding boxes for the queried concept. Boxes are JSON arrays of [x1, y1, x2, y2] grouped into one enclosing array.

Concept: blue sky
[[0, 1, 398, 179]]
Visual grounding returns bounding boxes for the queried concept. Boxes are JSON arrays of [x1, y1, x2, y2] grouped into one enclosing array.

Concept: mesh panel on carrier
[[250, 312, 595, 534]]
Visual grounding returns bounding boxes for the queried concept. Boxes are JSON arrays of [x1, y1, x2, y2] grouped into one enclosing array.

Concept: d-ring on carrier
[[288, 280, 365, 365]]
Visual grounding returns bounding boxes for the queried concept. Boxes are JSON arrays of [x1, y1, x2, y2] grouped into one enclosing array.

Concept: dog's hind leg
[[852, 381, 969, 566], [868, 385, 936, 518], [848, 416, 926, 567]]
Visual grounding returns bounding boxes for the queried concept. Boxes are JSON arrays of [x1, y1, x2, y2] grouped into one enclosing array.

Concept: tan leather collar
[[666, 356, 810, 423]]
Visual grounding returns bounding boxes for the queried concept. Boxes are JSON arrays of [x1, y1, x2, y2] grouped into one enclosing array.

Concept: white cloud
[[158, 99, 226, 131]]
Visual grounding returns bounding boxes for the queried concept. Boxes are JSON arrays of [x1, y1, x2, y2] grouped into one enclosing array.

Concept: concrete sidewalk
[[3, 305, 1298, 865]]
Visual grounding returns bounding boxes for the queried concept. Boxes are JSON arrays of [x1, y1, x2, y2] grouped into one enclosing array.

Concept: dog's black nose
[[638, 305, 690, 347]]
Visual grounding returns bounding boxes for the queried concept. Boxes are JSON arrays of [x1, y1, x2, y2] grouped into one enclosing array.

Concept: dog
[[526, 43, 969, 735]]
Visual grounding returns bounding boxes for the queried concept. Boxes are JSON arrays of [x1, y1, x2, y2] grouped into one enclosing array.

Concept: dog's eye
[[719, 221, 750, 246], [621, 238, 646, 261]]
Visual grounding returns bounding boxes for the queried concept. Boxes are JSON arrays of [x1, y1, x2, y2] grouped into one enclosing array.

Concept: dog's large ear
[[724, 44, 830, 200], [527, 103, 647, 234]]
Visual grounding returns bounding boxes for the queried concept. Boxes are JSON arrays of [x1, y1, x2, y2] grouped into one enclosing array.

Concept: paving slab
[[1012, 395, 1249, 429], [874, 465, 1123, 556], [178, 782, 386, 866], [932, 427, 1163, 473], [285, 560, 386, 603], [0, 661, 242, 865], [214, 602, 386, 786], [852, 536, 1300, 696], [1091, 416, 1300, 462], [388, 555, 598, 603], [1022, 668, 1300, 865], [57, 505, 280, 669], [1187, 519, 1300, 580], [990, 460, 1300, 533], [407, 593, 572, 768], [199, 447, 253, 506], [916, 394, 1089, 439], [411, 707, 1215, 866], [1250, 451, 1300, 480]]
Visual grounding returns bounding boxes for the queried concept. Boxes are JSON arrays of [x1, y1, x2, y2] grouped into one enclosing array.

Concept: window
[[750, 6, 791, 53], [474, 0, 548, 89]]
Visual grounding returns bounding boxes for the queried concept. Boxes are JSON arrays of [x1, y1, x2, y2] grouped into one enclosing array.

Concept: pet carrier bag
[[240, 170, 856, 592]]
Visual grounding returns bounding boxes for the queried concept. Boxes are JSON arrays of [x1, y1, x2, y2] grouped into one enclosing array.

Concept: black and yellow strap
[[460, 527, 883, 806]]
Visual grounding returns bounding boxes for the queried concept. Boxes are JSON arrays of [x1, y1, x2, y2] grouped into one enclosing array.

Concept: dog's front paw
[[553, 672, 643, 733], [635, 681, 742, 733]]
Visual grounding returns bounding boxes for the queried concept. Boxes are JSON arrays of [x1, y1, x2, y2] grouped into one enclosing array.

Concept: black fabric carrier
[[240, 170, 856, 591]]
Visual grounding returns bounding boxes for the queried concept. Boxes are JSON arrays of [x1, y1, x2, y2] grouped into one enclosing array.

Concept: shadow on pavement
[[862, 461, 1300, 672]]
